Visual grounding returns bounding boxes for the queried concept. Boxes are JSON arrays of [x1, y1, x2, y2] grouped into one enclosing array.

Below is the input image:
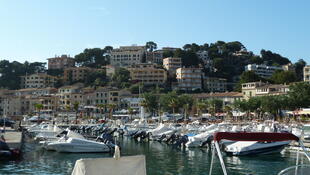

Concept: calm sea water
[[0, 137, 304, 175]]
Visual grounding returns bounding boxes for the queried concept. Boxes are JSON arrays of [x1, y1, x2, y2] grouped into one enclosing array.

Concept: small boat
[[209, 132, 302, 175], [46, 137, 114, 153], [225, 140, 290, 156]]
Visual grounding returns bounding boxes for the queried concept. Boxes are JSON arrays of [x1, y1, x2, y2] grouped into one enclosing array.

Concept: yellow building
[[63, 67, 104, 83], [110, 46, 146, 67], [21, 73, 57, 89], [128, 63, 167, 85]]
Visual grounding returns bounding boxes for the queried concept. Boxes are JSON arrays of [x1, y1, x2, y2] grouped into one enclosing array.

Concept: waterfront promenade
[[1, 128, 22, 149]]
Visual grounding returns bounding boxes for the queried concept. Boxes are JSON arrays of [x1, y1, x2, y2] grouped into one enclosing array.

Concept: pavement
[[1, 127, 22, 149]]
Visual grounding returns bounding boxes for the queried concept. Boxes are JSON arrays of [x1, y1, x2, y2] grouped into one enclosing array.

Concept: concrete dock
[[1, 128, 23, 149]]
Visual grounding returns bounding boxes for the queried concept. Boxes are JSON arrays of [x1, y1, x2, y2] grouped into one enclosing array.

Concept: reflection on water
[[0, 137, 306, 175]]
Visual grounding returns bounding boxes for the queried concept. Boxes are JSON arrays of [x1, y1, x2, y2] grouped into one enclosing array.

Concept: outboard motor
[[174, 135, 189, 147], [200, 135, 213, 148], [158, 134, 166, 142]]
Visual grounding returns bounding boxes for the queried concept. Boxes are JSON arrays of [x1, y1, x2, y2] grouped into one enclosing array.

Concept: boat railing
[[277, 164, 310, 175]]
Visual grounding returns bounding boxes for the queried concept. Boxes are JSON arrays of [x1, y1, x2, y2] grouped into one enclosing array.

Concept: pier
[[1, 128, 23, 149]]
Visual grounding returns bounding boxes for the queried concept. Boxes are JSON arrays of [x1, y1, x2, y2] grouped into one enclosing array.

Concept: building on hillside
[[176, 67, 202, 91], [232, 49, 251, 57], [63, 67, 104, 83], [255, 84, 289, 96], [241, 81, 266, 100], [146, 51, 163, 64], [282, 63, 295, 72], [15, 88, 57, 96], [83, 87, 131, 110], [162, 47, 179, 52], [120, 97, 143, 111], [245, 64, 283, 78], [128, 63, 167, 85], [103, 65, 116, 77], [203, 77, 227, 92], [47, 55, 75, 70], [163, 57, 182, 77], [304, 65, 310, 83], [110, 46, 146, 67], [196, 50, 213, 69], [20, 73, 57, 89], [192, 92, 243, 106], [57, 83, 84, 108]]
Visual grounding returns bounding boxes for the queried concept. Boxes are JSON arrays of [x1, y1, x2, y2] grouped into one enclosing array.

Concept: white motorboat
[[225, 140, 291, 156], [46, 137, 114, 153], [209, 132, 301, 175], [41, 129, 85, 149], [186, 127, 217, 148]]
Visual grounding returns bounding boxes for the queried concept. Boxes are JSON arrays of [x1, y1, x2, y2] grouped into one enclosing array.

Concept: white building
[[196, 50, 213, 69], [121, 97, 143, 111], [245, 64, 283, 78], [176, 67, 202, 91], [304, 65, 310, 83], [110, 46, 146, 67], [163, 57, 182, 77]]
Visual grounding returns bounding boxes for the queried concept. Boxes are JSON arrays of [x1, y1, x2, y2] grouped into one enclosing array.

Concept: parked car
[[0, 118, 16, 127]]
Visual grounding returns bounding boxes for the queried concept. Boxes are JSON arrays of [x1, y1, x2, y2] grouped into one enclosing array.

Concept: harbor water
[[0, 137, 305, 175]]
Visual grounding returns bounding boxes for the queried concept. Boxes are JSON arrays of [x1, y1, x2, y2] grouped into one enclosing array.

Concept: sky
[[0, 0, 309, 63]]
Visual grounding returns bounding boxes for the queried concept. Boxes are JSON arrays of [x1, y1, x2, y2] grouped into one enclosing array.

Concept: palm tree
[[65, 105, 71, 124], [196, 101, 207, 118], [168, 98, 178, 114], [107, 103, 116, 120], [34, 103, 44, 124], [223, 105, 233, 120], [73, 102, 79, 124], [183, 103, 190, 121], [168, 98, 178, 122], [96, 104, 106, 120], [128, 107, 134, 121]]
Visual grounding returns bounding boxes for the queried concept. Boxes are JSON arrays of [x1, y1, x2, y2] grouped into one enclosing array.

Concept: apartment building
[[63, 67, 104, 82], [245, 64, 283, 78], [176, 67, 202, 91], [128, 63, 167, 85], [255, 84, 289, 96], [15, 88, 57, 96], [121, 97, 143, 111], [57, 83, 84, 108], [241, 81, 266, 100], [47, 55, 75, 70], [110, 46, 146, 67], [304, 65, 310, 83], [193, 92, 243, 106], [163, 57, 182, 77], [146, 51, 163, 64], [203, 77, 227, 92], [20, 73, 57, 89], [83, 87, 131, 110]]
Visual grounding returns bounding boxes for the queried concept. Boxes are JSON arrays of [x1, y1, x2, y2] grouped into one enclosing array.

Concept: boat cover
[[214, 132, 299, 142], [71, 155, 146, 175]]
